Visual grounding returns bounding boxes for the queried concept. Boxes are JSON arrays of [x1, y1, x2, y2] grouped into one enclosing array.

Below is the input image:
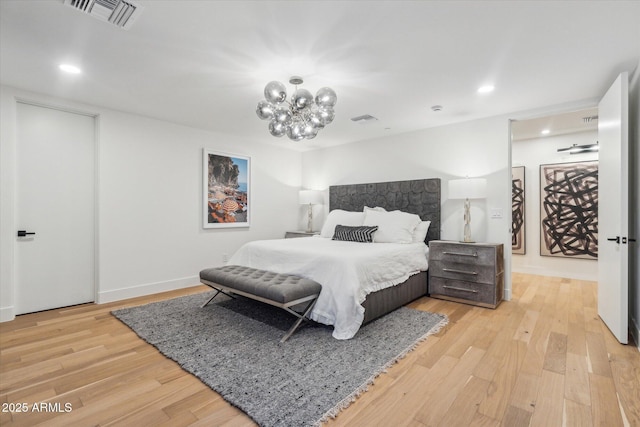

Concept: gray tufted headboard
[[329, 178, 441, 244]]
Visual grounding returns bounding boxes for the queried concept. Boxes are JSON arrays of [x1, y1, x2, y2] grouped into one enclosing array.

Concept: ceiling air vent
[[63, 0, 143, 30], [351, 114, 378, 124]]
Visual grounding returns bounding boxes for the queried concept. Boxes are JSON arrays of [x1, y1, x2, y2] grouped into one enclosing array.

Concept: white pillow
[[363, 209, 422, 243], [412, 221, 431, 243], [320, 210, 365, 238]]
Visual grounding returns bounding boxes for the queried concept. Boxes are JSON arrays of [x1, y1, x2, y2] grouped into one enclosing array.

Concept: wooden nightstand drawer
[[428, 242, 497, 266], [429, 260, 497, 285], [429, 276, 497, 307]]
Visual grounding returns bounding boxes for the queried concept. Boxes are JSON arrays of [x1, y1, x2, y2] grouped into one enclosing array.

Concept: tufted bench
[[199, 265, 322, 342]]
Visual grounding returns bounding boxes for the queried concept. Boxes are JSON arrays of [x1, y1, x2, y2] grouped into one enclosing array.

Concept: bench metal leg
[[201, 290, 221, 308], [201, 288, 236, 308], [280, 297, 319, 343]]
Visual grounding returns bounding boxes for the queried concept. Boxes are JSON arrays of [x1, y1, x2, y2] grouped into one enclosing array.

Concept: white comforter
[[227, 236, 429, 339]]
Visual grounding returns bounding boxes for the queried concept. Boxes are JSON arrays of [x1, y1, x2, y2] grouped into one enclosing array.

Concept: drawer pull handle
[[443, 285, 478, 293], [443, 251, 478, 257], [443, 268, 478, 276]]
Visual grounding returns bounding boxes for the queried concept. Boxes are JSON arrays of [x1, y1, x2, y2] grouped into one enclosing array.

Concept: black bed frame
[[328, 178, 441, 324]]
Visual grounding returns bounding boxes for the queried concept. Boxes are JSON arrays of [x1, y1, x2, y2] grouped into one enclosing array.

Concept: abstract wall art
[[539, 160, 598, 259], [512, 166, 526, 255], [203, 149, 250, 228]]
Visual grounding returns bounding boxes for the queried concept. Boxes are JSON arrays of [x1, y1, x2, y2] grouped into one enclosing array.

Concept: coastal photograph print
[[512, 166, 526, 255], [539, 160, 598, 259], [203, 149, 250, 228]]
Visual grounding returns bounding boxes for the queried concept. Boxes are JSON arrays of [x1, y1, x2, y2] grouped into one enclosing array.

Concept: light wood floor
[[1, 273, 638, 426]]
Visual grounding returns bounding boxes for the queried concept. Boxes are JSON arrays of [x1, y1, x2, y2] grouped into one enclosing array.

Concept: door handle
[[17, 230, 36, 237], [606, 236, 620, 244]]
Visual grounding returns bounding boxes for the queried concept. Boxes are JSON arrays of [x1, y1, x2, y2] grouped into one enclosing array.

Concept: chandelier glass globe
[[256, 76, 337, 141]]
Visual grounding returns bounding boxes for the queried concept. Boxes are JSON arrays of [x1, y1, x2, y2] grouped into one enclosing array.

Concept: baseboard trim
[[0, 306, 15, 322], [511, 266, 597, 282], [97, 275, 200, 304]]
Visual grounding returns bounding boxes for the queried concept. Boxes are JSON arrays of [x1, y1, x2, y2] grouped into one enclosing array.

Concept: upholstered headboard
[[329, 178, 441, 244]]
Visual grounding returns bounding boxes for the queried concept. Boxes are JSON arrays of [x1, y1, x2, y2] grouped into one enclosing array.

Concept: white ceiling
[[1, 1, 639, 151], [512, 107, 599, 142]]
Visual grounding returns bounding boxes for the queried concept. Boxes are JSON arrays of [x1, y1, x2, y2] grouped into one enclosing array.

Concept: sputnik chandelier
[[256, 76, 337, 141]]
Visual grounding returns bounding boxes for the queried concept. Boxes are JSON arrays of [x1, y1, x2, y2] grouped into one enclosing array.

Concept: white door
[[15, 102, 95, 314], [597, 72, 629, 344]]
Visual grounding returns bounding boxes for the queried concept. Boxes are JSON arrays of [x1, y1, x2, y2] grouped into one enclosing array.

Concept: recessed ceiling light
[[59, 64, 82, 74], [541, 129, 551, 135], [477, 85, 494, 94]]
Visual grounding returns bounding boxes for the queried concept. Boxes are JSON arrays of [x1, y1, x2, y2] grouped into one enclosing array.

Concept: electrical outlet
[[222, 253, 228, 264], [490, 208, 503, 219]]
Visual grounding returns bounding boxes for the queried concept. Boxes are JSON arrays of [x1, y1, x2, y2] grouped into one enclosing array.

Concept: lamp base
[[306, 203, 313, 233], [463, 198, 473, 243]]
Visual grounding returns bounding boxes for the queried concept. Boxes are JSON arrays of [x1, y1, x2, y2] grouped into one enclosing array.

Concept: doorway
[[510, 108, 599, 280], [15, 102, 96, 314], [509, 71, 631, 345]]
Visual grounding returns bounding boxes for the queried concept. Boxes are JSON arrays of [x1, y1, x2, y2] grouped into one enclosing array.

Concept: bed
[[228, 178, 441, 339]]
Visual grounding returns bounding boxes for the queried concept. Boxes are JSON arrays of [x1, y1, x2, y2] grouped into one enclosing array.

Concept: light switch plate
[[491, 208, 503, 219]]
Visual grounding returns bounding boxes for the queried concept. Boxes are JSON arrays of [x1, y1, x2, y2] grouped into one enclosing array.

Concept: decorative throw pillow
[[363, 209, 422, 243], [332, 225, 378, 243], [320, 210, 365, 238]]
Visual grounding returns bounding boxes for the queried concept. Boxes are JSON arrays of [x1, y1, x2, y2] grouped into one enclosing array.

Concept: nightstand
[[428, 240, 504, 308], [284, 231, 318, 238]]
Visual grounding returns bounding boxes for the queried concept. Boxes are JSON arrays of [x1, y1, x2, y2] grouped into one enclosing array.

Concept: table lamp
[[299, 190, 323, 233], [448, 177, 487, 242]]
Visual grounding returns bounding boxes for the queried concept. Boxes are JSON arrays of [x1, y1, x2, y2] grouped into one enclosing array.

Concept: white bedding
[[227, 236, 429, 339]]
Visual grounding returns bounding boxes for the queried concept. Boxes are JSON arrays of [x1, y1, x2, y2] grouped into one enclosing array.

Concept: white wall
[[0, 85, 302, 321], [511, 131, 599, 280], [301, 115, 514, 299]]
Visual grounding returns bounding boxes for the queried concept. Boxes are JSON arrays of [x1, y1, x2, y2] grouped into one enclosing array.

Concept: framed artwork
[[203, 149, 250, 228], [512, 166, 525, 254], [539, 160, 598, 259]]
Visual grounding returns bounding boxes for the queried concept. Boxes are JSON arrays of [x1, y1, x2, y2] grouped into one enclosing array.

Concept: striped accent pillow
[[332, 225, 378, 243]]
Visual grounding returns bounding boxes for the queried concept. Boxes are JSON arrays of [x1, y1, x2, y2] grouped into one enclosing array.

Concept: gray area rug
[[112, 292, 447, 427]]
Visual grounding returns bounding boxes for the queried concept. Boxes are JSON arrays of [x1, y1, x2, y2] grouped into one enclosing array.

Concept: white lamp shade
[[448, 178, 487, 199], [299, 190, 323, 205]]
